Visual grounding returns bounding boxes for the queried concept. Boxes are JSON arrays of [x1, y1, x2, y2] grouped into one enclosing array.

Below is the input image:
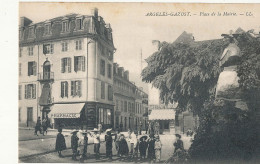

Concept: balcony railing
[[38, 72, 54, 81], [39, 97, 54, 105]]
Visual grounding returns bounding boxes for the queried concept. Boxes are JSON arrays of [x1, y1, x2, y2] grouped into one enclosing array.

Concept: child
[[71, 130, 79, 160], [139, 136, 148, 160], [79, 130, 89, 162], [105, 129, 113, 160], [154, 135, 162, 162], [55, 128, 66, 158]]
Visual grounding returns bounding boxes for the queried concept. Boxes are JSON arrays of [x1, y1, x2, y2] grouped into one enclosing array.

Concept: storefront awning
[[148, 109, 175, 120], [49, 103, 85, 118]]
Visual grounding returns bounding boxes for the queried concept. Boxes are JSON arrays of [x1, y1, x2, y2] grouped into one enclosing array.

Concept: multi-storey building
[[19, 8, 115, 130], [113, 63, 148, 131]]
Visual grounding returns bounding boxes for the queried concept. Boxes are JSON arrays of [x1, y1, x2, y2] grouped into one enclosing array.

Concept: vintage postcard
[[18, 2, 260, 163]]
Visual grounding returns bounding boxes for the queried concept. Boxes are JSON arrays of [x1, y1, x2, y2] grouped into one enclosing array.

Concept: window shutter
[[79, 40, 82, 50], [78, 81, 82, 97], [65, 82, 68, 97], [68, 58, 71, 73], [61, 82, 64, 98], [25, 85, 27, 99], [71, 81, 75, 96], [82, 57, 85, 72], [32, 84, 36, 99], [61, 59, 64, 73], [74, 56, 78, 72], [28, 63, 30, 76], [33, 62, 37, 76]]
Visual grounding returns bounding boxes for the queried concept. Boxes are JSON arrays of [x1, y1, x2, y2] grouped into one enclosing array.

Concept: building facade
[[19, 9, 115, 130], [113, 63, 148, 131]]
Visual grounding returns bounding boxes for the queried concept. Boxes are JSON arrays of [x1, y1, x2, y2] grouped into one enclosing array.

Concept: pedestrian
[[132, 131, 139, 161], [98, 123, 102, 134], [105, 129, 113, 160], [139, 136, 148, 160], [154, 121, 160, 135], [154, 135, 162, 162], [173, 134, 184, 153], [139, 121, 143, 135], [79, 130, 89, 162], [147, 134, 156, 162], [34, 116, 42, 136], [90, 128, 101, 160], [118, 134, 129, 159], [129, 130, 137, 157], [71, 129, 79, 160], [55, 128, 66, 158], [114, 130, 120, 156]]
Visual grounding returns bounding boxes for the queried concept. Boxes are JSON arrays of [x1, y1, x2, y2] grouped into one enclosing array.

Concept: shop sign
[[51, 113, 80, 118]]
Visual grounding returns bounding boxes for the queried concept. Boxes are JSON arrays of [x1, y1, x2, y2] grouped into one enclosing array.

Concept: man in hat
[[71, 130, 79, 160], [91, 128, 101, 160], [174, 134, 184, 153], [105, 129, 113, 160], [34, 116, 42, 136], [79, 130, 89, 162]]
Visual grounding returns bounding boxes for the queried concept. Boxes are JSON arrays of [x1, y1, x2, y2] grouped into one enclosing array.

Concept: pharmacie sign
[[51, 113, 80, 118]]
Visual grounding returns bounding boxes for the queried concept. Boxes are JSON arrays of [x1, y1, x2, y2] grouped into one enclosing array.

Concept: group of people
[[34, 116, 50, 136]]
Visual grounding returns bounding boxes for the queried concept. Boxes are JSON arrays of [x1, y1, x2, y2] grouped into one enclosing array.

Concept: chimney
[[20, 17, 32, 27], [91, 8, 98, 18], [118, 67, 124, 77], [124, 71, 129, 80]]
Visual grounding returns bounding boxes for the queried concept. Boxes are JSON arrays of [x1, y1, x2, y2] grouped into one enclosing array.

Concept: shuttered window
[[24, 84, 36, 99], [74, 56, 85, 72], [43, 44, 54, 54], [71, 80, 82, 97], [61, 58, 71, 73], [61, 81, 68, 98], [75, 40, 82, 50], [28, 61, 37, 76], [61, 42, 68, 52], [28, 46, 34, 56]]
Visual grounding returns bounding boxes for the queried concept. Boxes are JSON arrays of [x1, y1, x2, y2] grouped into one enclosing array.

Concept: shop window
[[74, 56, 85, 72], [61, 57, 71, 73], [43, 43, 54, 54], [61, 81, 68, 98], [107, 109, 111, 124], [100, 59, 105, 76], [71, 80, 82, 97], [28, 61, 37, 76], [75, 40, 82, 50], [99, 108, 104, 124], [101, 82, 105, 99], [25, 84, 36, 99], [164, 121, 170, 129], [61, 42, 68, 52]]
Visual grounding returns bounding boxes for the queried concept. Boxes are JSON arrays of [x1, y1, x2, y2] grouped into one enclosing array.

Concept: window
[[128, 102, 131, 113], [99, 108, 104, 123], [107, 109, 111, 124], [19, 85, 22, 100], [101, 82, 105, 99], [44, 24, 51, 35], [62, 21, 69, 32], [28, 27, 34, 38], [61, 58, 71, 73], [19, 63, 22, 76], [19, 47, 22, 57], [28, 61, 37, 76], [43, 44, 54, 54], [76, 18, 83, 30], [61, 81, 68, 98], [28, 47, 33, 56], [108, 85, 113, 101], [75, 40, 82, 50], [74, 56, 85, 72], [107, 64, 112, 78], [124, 101, 127, 112], [25, 84, 36, 99], [61, 42, 68, 52], [19, 108, 21, 122], [100, 59, 105, 76], [71, 80, 82, 97]]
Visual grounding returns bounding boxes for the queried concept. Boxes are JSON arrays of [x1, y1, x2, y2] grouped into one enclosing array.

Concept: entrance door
[[43, 61, 51, 79], [27, 107, 33, 127]]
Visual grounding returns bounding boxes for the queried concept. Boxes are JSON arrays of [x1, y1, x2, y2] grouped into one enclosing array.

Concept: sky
[[19, 3, 260, 93]]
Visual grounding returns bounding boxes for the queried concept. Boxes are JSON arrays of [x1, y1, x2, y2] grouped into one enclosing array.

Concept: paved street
[[19, 129, 193, 163]]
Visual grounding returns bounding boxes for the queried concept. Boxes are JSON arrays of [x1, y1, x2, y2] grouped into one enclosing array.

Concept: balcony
[[39, 97, 54, 105], [38, 72, 54, 82]]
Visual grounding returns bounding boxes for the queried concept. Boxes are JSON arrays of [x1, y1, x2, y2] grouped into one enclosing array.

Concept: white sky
[[19, 3, 260, 92]]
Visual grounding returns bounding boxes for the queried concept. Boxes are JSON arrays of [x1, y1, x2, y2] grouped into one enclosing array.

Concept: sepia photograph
[[17, 2, 260, 163]]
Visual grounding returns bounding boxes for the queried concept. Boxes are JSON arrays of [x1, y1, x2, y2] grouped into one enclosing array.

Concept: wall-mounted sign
[[51, 113, 80, 118]]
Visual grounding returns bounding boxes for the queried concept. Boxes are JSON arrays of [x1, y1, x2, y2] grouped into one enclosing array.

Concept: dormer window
[[62, 20, 69, 33], [76, 18, 83, 30], [44, 24, 51, 35], [28, 26, 34, 38]]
